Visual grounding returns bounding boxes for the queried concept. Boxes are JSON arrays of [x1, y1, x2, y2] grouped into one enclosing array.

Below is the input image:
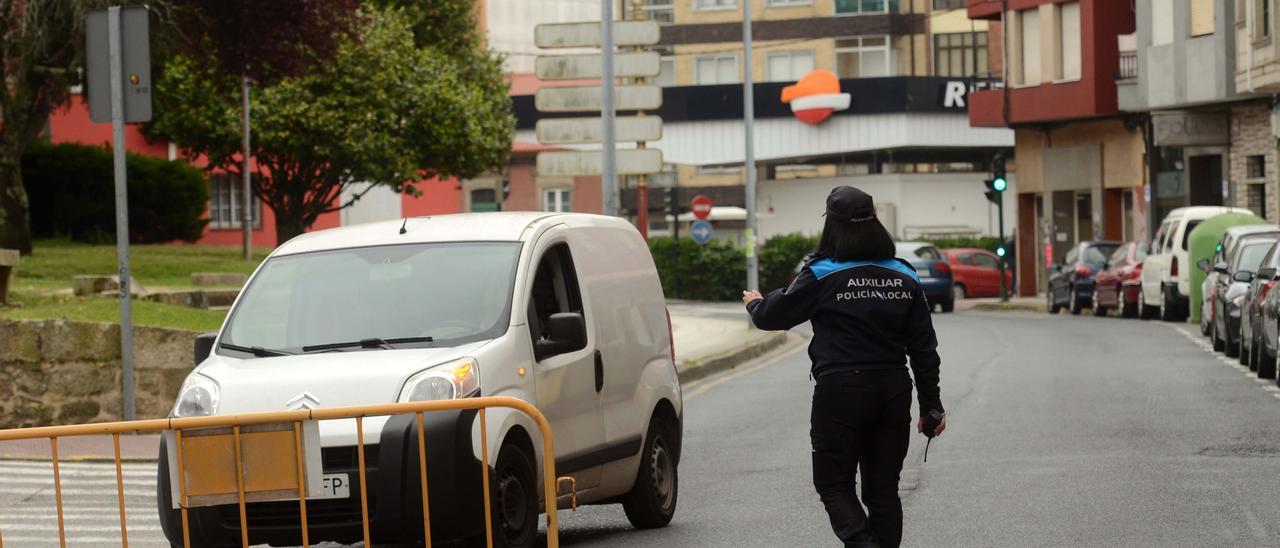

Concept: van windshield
[[220, 242, 521, 356]]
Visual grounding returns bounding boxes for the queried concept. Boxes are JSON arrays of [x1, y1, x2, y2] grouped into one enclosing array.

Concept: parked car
[[1211, 235, 1276, 357], [896, 242, 954, 312], [1140, 206, 1252, 321], [1200, 225, 1280, 336], [1094, 241, 1148, 318], [941, 248, 1012, 299], [157, 212, 683, 547], [1047, 241, 1121, 315], [1244, 241, 1280, 374]]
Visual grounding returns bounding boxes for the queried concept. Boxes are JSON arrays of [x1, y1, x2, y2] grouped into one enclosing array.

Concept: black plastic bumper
[[157, 409, 485, 546]]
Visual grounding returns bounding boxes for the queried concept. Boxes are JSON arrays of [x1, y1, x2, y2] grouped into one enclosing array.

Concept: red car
[[1094, 241, 1149, 318], [941, 248, 1013, 299]]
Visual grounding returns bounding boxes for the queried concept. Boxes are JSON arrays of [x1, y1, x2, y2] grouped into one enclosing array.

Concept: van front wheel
[[622, 416, 679, 529], [490, 443, 538, 548]]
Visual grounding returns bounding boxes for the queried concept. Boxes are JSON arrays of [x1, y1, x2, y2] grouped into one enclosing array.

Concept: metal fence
[[0, 396, 561, 548]]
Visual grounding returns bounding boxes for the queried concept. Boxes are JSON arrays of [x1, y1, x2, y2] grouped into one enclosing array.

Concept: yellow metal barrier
[[0, 396, 560, 548]]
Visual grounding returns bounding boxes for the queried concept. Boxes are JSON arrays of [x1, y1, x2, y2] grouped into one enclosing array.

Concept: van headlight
[[398, 358, 480, 402], [173, 374, 220, 417]]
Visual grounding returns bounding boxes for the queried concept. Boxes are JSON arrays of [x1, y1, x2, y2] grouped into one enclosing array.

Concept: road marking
[[684, 335, 806, 400], [0, 460, 168, 546]]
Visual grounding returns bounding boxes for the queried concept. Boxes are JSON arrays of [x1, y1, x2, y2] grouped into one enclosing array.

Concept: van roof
[[272, 212, 631, 256], [1163, 206, 1253, 220]]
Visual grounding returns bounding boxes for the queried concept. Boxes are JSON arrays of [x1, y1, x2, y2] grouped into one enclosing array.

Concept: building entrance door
[[1188, 154, 1224, 206]]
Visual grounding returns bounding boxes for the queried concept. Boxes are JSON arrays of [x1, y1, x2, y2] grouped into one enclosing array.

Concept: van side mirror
[[1214, 262, 1229, 274], [194, 333, 218, 367], [1234, 271, 1255, 283], [1197, 258, 1210, 272], [534, 312, 586, 361]]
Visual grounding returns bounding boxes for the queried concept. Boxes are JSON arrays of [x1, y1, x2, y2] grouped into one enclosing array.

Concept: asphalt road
[[6, 308, 1280, 547]]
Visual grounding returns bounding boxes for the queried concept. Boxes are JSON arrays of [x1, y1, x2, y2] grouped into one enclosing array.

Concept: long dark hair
[[816, 215, 896, 262]]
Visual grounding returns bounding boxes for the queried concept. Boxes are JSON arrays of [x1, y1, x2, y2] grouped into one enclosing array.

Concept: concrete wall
[[1013, 118, 1146, 194], [0, 319, 194, 428], [1130, 0, 1238, 111], [757, 172, 1017, 240]]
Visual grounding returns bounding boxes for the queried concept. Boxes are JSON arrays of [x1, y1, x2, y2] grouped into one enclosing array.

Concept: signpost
[[86, 6, 151, 421], [691, 221, 714, 245], [533, 18, 663, 231], [691, 194, 713, 220]]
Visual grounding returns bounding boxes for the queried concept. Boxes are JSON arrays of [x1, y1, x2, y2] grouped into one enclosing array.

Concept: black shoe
[[844, 531, 881, 548]]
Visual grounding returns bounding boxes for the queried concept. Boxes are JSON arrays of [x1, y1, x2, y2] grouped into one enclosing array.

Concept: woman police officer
[[743, 186, 945, 548]]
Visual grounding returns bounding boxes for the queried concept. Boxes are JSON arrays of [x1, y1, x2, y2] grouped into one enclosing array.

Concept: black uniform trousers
[[810, 369, 913, 548]]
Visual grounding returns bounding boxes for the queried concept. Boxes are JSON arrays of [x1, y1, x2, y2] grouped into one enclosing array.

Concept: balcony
[[1116, 34, 1137, 80], [966, 0, 1003, 20]]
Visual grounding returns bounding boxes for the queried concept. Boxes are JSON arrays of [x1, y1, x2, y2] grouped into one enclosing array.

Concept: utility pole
[[241, 76, 252, 260], [632, 0, 649, 237], [984, 155, 1009, 302], [107, 7, 136, 420], [743, 0, 758, 291], [601, 0, 618, 216]]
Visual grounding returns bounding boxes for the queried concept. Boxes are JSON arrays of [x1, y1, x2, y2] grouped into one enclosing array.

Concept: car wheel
[[1047, 290, 1061, 314], [1121, 296, 1137, 319], [1069, 287, 1082, 315], [1212, 319, 1225, 351], [1160, 288, 1178, 322], [1200, 308, 1211, 335], [953, 284, 967, 301], [1260, 340, 1278, 379], [489, 443, 539, 548], [1138, 290, 1156, 320], [1093, 302, 1108, 317], [1226, 325, 1240, 358], [1242, 326, 1254, 367], [623, 415, 680, 529], [940, 297, 955, 313]]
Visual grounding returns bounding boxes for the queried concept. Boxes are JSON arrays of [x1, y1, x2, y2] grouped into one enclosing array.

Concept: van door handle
[[594, 350, 604, 392]]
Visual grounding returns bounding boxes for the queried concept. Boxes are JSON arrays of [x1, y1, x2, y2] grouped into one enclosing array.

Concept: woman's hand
[[742, 290, 763, 305], [918, 413, 947, 437]]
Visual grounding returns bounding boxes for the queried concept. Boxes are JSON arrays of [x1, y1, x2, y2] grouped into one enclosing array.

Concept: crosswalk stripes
[[0, 459, 168, 547]]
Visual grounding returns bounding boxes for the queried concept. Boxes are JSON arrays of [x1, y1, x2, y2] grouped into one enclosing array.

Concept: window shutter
[[1060, 2, 1081, 80], [1190, 0, 1215, 37]]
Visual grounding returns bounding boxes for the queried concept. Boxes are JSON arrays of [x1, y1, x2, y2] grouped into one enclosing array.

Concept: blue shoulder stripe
[[809, 258, 921, 283]]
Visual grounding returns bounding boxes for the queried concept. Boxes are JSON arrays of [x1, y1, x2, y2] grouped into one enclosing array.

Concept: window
[[971, 253, 1000, 269], [543, 188, 571, 212], [695, 0, 734, 9], [1152, 0, 1173, 45], [1190, 0, 1215, 36], [642, 0, 674, 23], [1018, 8, 1041, 84], [656, 55, 676, 86], [1058, 2, 1081, 81], [1109, 245, 1130, 266], [932, 0, 965, 9], [471, 188, 499, 212], [1267, 0, 1274, 38], [835, 0, 900, 14], [527, 244, 586, 359], [208, 173, 261, 230], [766, 50, 815, 82], [836, 36, 893, 78], [1181, 220, 1202, 250], [695, 54, 738, 84], [767, 0, 811, 5], [1248, 183, 1267, 219], [1248, 155, 1266, 178], [934, 32, 988, 77]]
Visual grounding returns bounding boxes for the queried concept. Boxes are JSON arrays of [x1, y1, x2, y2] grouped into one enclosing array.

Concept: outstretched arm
[[744, 268, 823, 331]]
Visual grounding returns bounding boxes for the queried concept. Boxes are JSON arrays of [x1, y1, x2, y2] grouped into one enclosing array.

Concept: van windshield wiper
[[301, 337, 434, 353], [219, 342, 294, 358]]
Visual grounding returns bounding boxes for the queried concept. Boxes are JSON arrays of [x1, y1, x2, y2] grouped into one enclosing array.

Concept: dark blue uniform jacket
[[746, 256, 943, 415]]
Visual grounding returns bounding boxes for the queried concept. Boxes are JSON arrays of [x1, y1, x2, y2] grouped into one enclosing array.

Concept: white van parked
[[157, 212, 683, 548], [1139, 206, 1251, 321]]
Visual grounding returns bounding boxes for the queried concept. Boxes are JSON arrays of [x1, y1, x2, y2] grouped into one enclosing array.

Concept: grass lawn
[[11, 239, 269, 292], [1, 294, 228, 332]]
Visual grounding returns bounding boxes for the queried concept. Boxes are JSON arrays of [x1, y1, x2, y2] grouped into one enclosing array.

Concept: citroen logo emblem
[[287, 392, 320, 411]]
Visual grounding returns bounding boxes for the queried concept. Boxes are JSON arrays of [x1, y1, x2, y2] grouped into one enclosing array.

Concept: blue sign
[[691, 220, 714, 245]]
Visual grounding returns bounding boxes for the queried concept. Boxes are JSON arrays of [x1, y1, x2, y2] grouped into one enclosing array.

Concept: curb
[[968, 302, 1047, 313], [677, 331, 796, 384]]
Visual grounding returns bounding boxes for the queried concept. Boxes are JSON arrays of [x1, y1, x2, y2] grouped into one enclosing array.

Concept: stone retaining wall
[[0, 318, 195, 428]]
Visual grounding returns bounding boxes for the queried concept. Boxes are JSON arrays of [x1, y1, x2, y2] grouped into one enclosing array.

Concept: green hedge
[[23, 141, 209, 244], [924, 236, 1005, 253], [649, 237, 746, 301], [759, 233, 819, 292]]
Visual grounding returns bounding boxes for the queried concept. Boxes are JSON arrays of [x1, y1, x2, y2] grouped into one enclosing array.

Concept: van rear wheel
[[623, 416, 679, 529]]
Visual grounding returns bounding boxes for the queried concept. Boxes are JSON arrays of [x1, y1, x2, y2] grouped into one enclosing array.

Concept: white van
[[157, 213, 683, 548], [1140, 206, 1251, 321]]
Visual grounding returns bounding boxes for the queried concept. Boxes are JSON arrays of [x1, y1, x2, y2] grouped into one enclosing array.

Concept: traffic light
[[983, 179, 1002, 204], [663, 187, 675, 216], [996, 246, 1006, 257]]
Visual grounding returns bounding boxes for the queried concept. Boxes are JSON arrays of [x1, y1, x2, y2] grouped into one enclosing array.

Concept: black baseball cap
[[825, 186, 877, 222]]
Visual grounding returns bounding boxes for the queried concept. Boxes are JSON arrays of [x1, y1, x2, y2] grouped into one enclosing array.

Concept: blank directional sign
[[537, 117, 663, 144], [535, 21, 660, 48], [536, 85, 662, 112], [536, 52, 660, 80], [538, 149, 664, 177]]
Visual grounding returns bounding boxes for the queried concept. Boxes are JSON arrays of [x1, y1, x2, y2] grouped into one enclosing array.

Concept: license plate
[[916, 268, 930, 277], [314, 473, 350, 500]]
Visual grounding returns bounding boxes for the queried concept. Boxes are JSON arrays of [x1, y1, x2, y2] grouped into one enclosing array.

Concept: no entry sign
[[691, 195, 713, 220]]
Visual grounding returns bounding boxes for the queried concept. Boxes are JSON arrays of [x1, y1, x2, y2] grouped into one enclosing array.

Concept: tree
[[147, 8, 515, 244], [0, 1, 168, 255]]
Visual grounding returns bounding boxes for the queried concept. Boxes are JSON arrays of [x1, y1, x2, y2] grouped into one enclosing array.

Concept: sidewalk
[[955, 295, 1046, 313], [0, 302, 798, 461]]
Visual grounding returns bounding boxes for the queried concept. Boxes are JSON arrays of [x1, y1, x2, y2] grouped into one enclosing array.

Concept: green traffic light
[[993, 177, 1007, 192], [996, 247, 1006, 257]]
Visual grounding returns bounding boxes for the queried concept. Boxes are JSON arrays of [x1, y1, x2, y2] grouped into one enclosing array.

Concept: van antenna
[[398, 217, 408, 235]]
